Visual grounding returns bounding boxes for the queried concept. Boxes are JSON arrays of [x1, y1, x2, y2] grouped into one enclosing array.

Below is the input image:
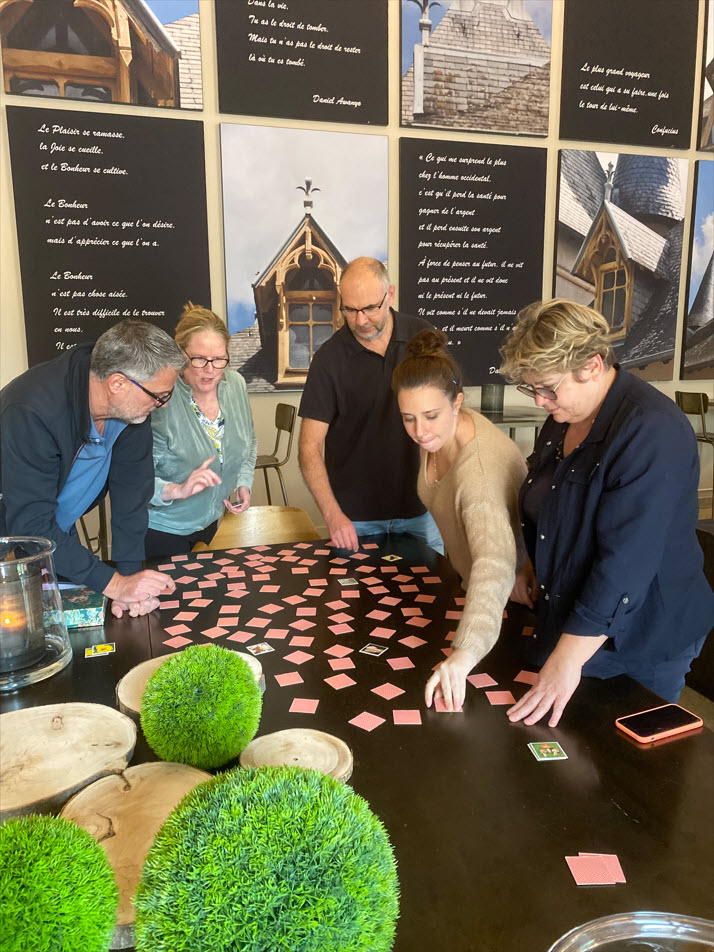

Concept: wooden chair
[[193, 506, 320, 551], [675, 392, 714, 514], [254, 404, 296, 506], [78, 498, 109, 561]]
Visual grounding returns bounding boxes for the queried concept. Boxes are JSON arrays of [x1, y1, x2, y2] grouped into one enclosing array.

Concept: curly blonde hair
[[499, 299, 615, 384], [174, 302, 230, 353]]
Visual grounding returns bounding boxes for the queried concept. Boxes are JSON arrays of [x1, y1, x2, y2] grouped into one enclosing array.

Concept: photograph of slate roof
[[401, 0, 550, 135], [556, 150, 688, 380], [681, 162, 714, 378]]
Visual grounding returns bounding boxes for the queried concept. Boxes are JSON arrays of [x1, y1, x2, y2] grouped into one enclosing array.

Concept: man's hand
[[326, 510, 359, 551], [224, 486, 251, 515], [110, 596, 160, 619], [163, 456, 221, 502], [424, 647, 479, 711], [105, 569, 175, 604]]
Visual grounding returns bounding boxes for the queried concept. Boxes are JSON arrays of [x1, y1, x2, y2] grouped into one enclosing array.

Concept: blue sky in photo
[[689, 161, 714, 310], [401, 0, 552, 75], [145, 0, 198, 25]]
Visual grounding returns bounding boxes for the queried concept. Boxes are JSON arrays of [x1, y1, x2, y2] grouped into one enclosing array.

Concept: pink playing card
[[351, 552, 369, 560], [197, 580, 217, 589], [329, 623, 353, 635], [422, 576, 441, 584], [370, 627, 396, 640], [406, 616, 431, 628], [328, 612, 353, 624], [467, 673, 498, 688], [400, 584, 419, 594], [362, 542, 379, 549], [299, 558, 317, 566], [329, 657, 356, 671], [205, 572, 224, 580], [284, 650, 314, 665], [284, 595, 306, 605], [324, 644, 353, 658], [303, 588, 324, 596], [330, 557, 348, 565], [289, 697, 319, 714], [369, 585, 389, 595], [291, 567, 309, 574], [183, 562, 201, 570], [379, 596, 401, 606], [265, 629, 289, 640], [329, 567, 347, 576], [219, 604, 241, 614], [367, 609, 391, 621], [201, 626, 228, 640], [441, 647, 454, 657], [282, 556, 299, 563], [411, 565, 429, 573], [371, 682, 405, 700], [196, 552, 213, 560], [175, 575, 197, 585], [380, 566, 398, 574], [326, 599, 349, 610], [289, 635, 314, 647], [434, 697, 463, 713], [401, 607, 422, 616], [348, 711, 385, 732], [182, 590, 201, 599], [399, 635, 427, 649], [514, 670, 539, 686], [388, 656, 415, 671], [173, 611, 198, 622], [157, 563, 175, 571], [325, 673, 356, 690], [275, 671, 304, 687], [289, 619, 316, 631], [188, 598, 212, 608], [485, 690, 516, 705], [314, 548, 330, 555], [246, 617, 270, 629], [171, 554, 188, 561], [393, 574, 413, 583], [252, 574, 270, 581], [163, 635, 192, 648], [226, 632, 255, 644], [296, 606, 317, 616], [341, 589, 360, 598], [293, 542, 311, 549], [226, 547, 244, 555], [258, 603, 283, 615], [445, 610, 463, 620], [360, 575, 381, 585], [260, 584, 280, 593], [522, 625, 535, 637], [454, 596, 465, 606], [578, 853, 626, 883], [214, 558, 233, 565], [217, 617, 239, 628], [159, 600, 180, 610], [393, 710, 422, 725], [415, 594, 435, 604], [565, 855, 617, 886], [164, 624, 191, 636]]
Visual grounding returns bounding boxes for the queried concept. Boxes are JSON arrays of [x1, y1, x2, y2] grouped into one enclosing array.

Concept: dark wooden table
[[478, 404, 548, 448], [3, 535, 713, 952]]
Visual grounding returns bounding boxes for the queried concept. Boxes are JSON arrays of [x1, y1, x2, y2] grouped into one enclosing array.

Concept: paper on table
[[201, 626, 228, 640], [226, 632, 255, 644], [258, 603, 284, 615], [348, 711, 385, 731], [467, 673, 498, 688], [325, 673, 356, 690], [388, 657, 415, 671], [371, 682, 405, 700], [165, 624, 191, 636], [290, 619, 316, 631], [485, 690, 515, 705], [514, 670, 539, 685], [289, 697, 319, 714], [399, 635, 427, 648], [329, 623, 353, 635], [367, 609, 391, 621], [370, 627, 396, 640], [329, 657, 355, 671], [289, 635, 314, 647], [265, 629, 289, 640], [434, 697, 463, 713], [393, 710, 422, 725], [275, 671, 303, 687], [324, 644, 353, 658], [328, 612, 353, 624], [159, 600, 180, 610], [246, 617, 270, 629], [163, 635, 192, 648], [283, 650, 314, 665], [565, 855, 620, 886]]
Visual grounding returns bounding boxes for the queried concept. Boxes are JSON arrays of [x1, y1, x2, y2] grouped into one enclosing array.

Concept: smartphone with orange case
[[615, 703, 703, 744]]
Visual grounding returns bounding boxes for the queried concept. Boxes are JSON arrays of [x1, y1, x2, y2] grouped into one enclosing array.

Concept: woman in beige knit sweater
[[393, 329, 529, 711]]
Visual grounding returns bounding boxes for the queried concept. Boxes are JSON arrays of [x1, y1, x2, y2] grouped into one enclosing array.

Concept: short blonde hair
[[174, 302, 230, 353], [499, 299, 615, 384]]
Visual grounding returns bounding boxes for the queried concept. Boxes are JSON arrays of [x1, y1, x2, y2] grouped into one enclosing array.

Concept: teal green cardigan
[[148, 371, 257, 536]]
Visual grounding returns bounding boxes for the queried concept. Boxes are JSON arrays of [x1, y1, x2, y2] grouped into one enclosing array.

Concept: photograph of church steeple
[[681, 162, 714, 379], [556, 150, 689, 381], [400, 0, 551, 136], [220, 124, 388, 392], [699, 0, 713, 151]]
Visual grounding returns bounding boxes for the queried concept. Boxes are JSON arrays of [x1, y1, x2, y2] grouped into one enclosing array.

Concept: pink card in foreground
[[565, 855, 617, 886], [393, 709, 422, 725], [201, 626, 229, 640], [467, 673, 498, 688], [325, 673, 356, 690], [348, 711, 385, 732], [324, 644, 353, 658], [159, 600, 180, 610], [289, 697, 319, 714], [485, 690, 515, 705], [163, 635, 192, 648], [164, 623, 191, 636], [274, 671, 304, 687], [514, 670, 539, 686], [372, 682, 405, 700], [283, 650, 314, 665], [329, 657, 356, 671], [388, 656, 415, 671], [579, 853, 626, 883], [434, 697, 463, 713]]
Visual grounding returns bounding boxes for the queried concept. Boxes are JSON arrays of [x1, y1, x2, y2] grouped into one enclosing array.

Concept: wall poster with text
[[0, 0, 203, 110], [6, 105, 211, 366], [559, 0, 698, 150], [215, 0, 387, 125], [681, 162, 714, 379], [401, 0, 552, 137], [399, 137, 547, 387], [555, 148, 688, 382], [221, 123, 388, 392]]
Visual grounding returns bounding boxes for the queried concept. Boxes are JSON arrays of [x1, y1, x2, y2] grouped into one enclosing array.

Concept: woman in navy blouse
[[500, 299, 713, 727]]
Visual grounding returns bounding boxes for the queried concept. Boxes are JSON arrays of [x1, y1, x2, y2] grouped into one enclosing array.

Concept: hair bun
[[406, 328, 449, 359]]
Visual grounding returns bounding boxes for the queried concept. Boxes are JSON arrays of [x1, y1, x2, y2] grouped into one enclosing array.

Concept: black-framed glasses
[[186, 355, 229, 369], [340, 289, 388, 318], [124, 375, 173, 406], [517, 373, 568, 402]]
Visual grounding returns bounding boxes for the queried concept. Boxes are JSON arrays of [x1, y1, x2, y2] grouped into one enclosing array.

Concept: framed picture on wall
[[681, 161, 714, 379], [220, 123, 388, 392], [400, 0, 552, 137], [0, 0, 203, 110], [555, 148, 689, 382], [698, 0, 714, 152]]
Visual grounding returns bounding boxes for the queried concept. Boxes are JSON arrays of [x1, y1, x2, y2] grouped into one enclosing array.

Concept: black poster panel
[[399, 138, 546, 387], [215, 0, 387, 125], [559, 0, 698, 150], [6, 106, 211, 367]]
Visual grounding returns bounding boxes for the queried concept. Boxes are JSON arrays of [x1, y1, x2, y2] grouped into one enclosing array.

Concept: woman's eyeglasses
[[517, 373, 567, 402], [186, 355, 229, 369]]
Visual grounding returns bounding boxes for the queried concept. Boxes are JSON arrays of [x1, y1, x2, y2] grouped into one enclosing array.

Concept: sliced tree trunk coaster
[[116, 648, 265, 721], [0, 703, 136, 821], [240, 728, 353, 782], [61, 761, 211, 950]]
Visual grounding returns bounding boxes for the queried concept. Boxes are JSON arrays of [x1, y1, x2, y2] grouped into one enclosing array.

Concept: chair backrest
[[675, 391, 711, 437], [269, 403, 297, 466], [194, 505, 320, 551]]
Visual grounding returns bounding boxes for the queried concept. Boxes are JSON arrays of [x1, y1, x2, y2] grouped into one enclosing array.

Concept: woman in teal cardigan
[[145, 303, 257, 559]]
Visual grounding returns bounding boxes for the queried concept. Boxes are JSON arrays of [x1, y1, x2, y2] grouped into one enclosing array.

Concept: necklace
[[429, 412, 461, 485]]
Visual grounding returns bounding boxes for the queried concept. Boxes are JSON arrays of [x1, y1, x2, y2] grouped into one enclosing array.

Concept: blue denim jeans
[[351, 512, 444, 555], [582, 636, 707, 702]]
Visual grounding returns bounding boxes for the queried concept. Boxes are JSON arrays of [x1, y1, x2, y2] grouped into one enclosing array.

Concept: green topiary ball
[[0, 814, 118, 952], [141, 644, 262, 769], [134, 766, 399, 952]]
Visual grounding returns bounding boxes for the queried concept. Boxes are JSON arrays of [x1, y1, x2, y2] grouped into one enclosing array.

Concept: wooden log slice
[[61, 761, 211, 950], [240, 728, 353, 782], [116, 648, 265, 721], [0, 703, 136, 821]]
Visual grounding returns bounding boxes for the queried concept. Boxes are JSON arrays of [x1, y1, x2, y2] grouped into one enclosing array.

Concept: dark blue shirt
[[520, 367, 713, 665]]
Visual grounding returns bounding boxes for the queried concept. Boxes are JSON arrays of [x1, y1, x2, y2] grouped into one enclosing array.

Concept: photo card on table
[[680, 161, 714, 380], [399, 137, 546, 386], [215, 0, 387, 125], [221, 123, 388, 392], [555, 148, 688, 382], [559, 0, 698, 149], [400, 0, 552, 137], [6, 106, 210, 366]]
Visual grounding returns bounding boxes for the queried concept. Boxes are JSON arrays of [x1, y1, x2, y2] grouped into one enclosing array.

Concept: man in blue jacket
[[0, 320, 186, 617]]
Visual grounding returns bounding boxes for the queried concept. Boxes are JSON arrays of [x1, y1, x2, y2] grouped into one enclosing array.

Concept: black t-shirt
[[298, 310, 430, 521]]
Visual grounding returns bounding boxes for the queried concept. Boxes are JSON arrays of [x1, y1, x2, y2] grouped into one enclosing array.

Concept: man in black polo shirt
[[298, 257, 442, 552]]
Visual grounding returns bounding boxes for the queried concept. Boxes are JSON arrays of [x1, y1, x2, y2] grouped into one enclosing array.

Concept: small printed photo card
[[528, 742, 568, 762], [360, 643, 388, 657], [247, 642, 275, 656], [338, 577, 359, 587]]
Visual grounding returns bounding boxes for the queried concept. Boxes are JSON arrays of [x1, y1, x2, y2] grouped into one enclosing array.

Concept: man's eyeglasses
[[186, 355, 229, 369], [517, 373, 567, 402], [340, 289, 388, 318], [125, 375, 173, 407]]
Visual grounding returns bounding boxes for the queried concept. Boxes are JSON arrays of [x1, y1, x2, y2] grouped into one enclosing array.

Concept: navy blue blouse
[[520, 368, 713, 665]]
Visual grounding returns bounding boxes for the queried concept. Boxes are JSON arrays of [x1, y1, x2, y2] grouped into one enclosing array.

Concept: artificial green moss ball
[[0, 815, 118, 952], [134, 766, 399, 952], [140, 644, 262, 769]]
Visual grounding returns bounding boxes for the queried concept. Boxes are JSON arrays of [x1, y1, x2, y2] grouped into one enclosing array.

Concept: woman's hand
[[163, 456, 221, 501], [224, 486, 251, 515], [425, 647, 479, 711], [510, 558, 537, 608]]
